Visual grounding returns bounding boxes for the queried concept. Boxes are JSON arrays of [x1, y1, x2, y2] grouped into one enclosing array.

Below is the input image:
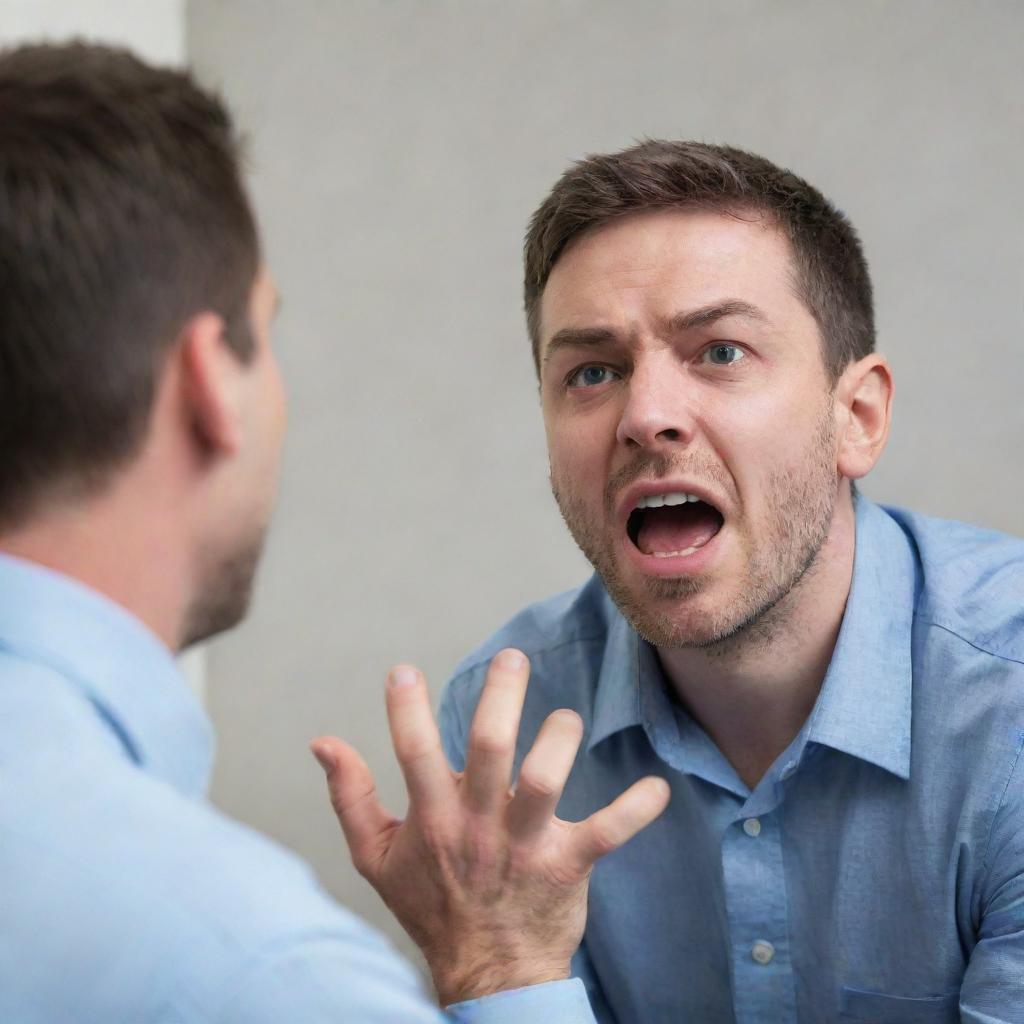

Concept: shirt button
[[751, 940, 775, 965], [780, 761, 797, 780], [742, 817, 761, 837]]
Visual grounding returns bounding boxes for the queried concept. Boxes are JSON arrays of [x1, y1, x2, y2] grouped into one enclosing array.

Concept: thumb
[[310, 736, 397, 878]]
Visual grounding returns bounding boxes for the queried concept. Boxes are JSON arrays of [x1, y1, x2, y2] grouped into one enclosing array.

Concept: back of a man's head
[[0, 42, 259, 530]]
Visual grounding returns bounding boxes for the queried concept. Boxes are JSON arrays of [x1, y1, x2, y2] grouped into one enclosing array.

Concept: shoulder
[[451, 573, 615, 678], [439, 575, 619, 754], [884, 504, 1024, 664]]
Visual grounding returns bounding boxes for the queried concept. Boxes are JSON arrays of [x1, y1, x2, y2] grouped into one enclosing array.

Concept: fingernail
[[310, 742, 334, 773], [389, 665, 419, 689], [496, 648, 526, 670]]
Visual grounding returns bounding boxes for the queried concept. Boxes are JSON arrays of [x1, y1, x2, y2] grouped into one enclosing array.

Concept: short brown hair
[[0, 42, 259, 527], [524, 140, 874, 382]]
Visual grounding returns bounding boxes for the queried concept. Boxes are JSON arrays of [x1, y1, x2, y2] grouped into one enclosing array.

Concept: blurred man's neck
[[0, 471, 193, 651]]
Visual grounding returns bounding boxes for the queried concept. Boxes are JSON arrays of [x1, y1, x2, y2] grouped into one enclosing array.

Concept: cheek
[[705, 389, 828, 504], [546, 422, 605, 490], [265, 362, 288, 436]]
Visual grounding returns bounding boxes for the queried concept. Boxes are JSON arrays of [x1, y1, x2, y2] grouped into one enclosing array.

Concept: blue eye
[[703, 344, 745, 366], [568, 364, 618, 388]]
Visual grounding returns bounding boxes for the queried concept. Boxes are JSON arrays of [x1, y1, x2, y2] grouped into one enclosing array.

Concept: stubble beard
[[179, 526, 267, 650], [551, 404, 838, 653]]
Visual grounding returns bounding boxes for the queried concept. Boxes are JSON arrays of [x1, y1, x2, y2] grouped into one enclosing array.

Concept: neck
[[657, 495, 857, 790], [0, 472, 194, 651]]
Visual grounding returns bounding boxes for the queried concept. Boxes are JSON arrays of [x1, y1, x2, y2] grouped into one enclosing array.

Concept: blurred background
[[4, 0, 1022, 965]]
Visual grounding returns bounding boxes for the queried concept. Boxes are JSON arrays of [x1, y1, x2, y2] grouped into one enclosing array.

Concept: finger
[[384, 664, 457, 813], [310, 736, 398, 878], [507, 709, 583, 840], [567, 776, 671, 874], [462, 648, 530, 815]]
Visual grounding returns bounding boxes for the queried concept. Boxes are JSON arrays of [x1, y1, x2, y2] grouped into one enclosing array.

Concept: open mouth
[[626, 492, 725, 559]]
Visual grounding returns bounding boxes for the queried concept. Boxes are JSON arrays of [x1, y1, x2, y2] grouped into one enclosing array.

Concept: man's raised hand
[[311, 648, 670, 1005]]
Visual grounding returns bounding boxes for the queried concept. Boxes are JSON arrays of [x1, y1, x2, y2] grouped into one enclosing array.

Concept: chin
[[602, 558, 775, 650], [625, 599, 738, 650], [179, 534, 265, 649], [599, 566, 709, 644]]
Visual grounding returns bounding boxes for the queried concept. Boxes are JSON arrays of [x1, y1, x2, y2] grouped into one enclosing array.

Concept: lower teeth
[[652, 545, 699, 558]]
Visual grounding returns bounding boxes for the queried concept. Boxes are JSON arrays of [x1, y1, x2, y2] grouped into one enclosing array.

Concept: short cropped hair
[[0, 42, 259, 527], [524, 140, 874, 383]]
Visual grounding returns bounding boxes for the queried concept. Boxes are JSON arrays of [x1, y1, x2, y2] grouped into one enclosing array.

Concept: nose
[[615, 354, 695, 449]]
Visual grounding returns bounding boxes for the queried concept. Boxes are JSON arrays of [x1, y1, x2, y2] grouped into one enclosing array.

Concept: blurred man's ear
[[177, 313, 245, 458], [835, 354, 894, 481]]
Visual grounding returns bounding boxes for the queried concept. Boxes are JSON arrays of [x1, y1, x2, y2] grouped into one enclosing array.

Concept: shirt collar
[[0, 552, 215, 796], [588, 604, 643, 751], [585, 496, 917, 780], [803, 496, 915, 780]]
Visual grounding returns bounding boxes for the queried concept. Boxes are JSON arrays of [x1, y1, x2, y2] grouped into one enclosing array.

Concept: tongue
[[637, 504, 721, 556]]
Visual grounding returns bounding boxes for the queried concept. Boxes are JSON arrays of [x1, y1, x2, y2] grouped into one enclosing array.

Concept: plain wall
[[185, 0, 1024, 960], [1, 0, 183, 56]]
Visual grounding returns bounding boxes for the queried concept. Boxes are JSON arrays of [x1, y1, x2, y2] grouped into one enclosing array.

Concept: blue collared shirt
[[0, 553, 593, 1024], [440, 498, 1024, 1023]]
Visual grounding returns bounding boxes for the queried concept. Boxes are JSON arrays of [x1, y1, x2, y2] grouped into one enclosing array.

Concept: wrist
[[434, 958, 571, 1006]]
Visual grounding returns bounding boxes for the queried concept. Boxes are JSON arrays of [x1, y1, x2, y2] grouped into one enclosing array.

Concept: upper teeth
[[635, 492, 702, 509]]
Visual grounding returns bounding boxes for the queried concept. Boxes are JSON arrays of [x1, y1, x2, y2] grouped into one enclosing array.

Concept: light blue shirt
[[440, 498, 1024, 1023], [0, 553, 593, 1024]]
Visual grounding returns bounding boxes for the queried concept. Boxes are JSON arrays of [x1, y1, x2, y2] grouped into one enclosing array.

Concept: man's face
[[181, 267, 287, 648], [538, 208, 840, 649]]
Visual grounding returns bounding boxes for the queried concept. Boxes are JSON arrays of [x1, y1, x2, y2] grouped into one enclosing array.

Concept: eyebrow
[[669, 299, 769, 332], [542, 299, 770, 366], [542, 326, 618, 366]]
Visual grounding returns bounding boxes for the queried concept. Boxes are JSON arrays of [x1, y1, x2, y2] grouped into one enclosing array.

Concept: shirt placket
[[637, 642, 801, 1022], [721, 790, 798, 1024]]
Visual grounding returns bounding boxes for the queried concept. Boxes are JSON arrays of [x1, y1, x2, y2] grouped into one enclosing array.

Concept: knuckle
[[418, 816, 456, 857], [516, 769, 558, 801], [421, 835, 449, 864], [544, 857, 583, 887], [463, 828, 503, 878], [331, 783, 376, 819], [468, 730, 513, 759], [395, 737, 436, 764], [351, 851, 374, 879], [588, 820, 622, 857]]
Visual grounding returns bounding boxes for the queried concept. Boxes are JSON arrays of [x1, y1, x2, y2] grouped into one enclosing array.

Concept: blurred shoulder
[[0, 731, 416, 1022]]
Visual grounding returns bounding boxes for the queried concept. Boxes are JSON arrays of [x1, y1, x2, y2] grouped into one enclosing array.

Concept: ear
[[177, 312, 245, 457], [834, 354, 894, 481]]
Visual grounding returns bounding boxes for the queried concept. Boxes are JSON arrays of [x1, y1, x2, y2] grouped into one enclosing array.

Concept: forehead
[[538, 207, 804, 350]]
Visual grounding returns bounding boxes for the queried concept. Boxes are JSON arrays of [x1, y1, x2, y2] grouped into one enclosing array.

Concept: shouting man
[[439, 142, 1024, 1022]]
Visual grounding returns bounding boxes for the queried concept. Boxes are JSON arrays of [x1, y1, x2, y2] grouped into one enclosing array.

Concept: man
[[438, 141, 1024, 1022], [0, 43, 668, 1022]]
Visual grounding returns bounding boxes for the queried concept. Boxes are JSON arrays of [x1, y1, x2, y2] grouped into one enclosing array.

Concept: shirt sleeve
[[210, 935, 595, 1023], [959, 744, 1024, 1023], [447, 979, 595, 1023]]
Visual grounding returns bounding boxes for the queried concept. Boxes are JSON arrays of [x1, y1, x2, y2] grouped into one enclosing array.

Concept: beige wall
[[1, 0, 183, 56], [185, 0, 1024, 960]]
